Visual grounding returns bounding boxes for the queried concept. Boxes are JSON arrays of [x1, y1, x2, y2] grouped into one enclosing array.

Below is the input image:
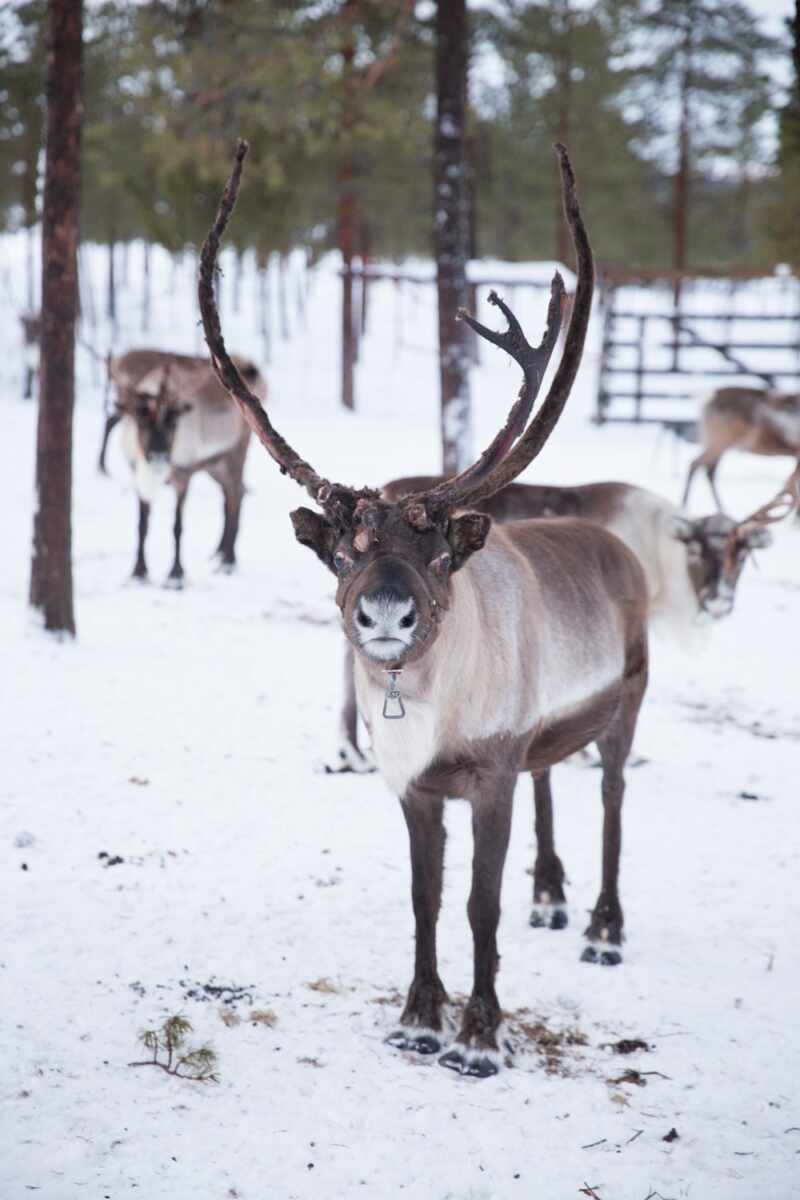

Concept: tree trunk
[[26, 225, 36, 314], [435, 0, 472, 474], [30, 0, 83, 636], [257, 249, 271, 364], [141, 240, 150, 331], [554, 0, 573, 267], [107, 234, 116, 325], [672, 18, 692, 309], [233, 248, 243, 314], [278, 252, 290, 340], [338, 0, 357, 409]]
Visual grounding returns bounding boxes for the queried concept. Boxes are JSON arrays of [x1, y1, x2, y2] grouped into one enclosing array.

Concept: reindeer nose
[[356, 590, 417, 636]]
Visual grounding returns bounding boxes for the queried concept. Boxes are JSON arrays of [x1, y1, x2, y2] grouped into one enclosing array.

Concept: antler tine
[[737, 460, 800, 533], [409, 273, 564, 524], [461, 278, 565, 442], [417, 142, 592, 523], [199, 141, 368, 519]]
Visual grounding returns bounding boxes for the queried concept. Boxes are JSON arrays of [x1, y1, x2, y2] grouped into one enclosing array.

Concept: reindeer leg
[[705, 458, 724, 511], [440, 772, 515, 1077], [165, 478, 189, 588], [98, 411, 121, 475], [387, 786, 448, 1056], [529, 768, 568, 930], [218, 479, 243, 570], [681, 451, 705, 507], [208, 450, 245, 572], [325, 645, 376, 774], [582, 657, 647, 966], [132, 498, 150, 580]]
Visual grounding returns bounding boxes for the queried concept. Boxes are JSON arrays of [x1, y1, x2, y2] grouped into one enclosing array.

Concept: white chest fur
[[356, 668, 437, 798]]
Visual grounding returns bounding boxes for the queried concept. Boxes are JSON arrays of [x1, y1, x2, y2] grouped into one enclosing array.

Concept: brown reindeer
[[198, 141, 648, 1077], [683, 386, 800, 509], [331, 474, 779, 775], [113, 350, 266, 585], [99, 349, 206, 474]]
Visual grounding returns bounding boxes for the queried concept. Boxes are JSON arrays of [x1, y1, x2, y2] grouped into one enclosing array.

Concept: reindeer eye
[[430, 551, 452, 575], [333, 551, 353, 574]]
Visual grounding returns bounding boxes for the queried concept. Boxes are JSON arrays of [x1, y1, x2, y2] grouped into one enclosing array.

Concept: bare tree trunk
[[278, 252, 290, 340], [233, 248, 243, 314], [257, 249, 271, 364], [673, 20, 692, 310], [30, 0, 82, 635], [141, 240, 150, 331], [338, 0, 357, 410], [360, 220, 371, 340], [26, 224, 36, 313], [107, 234, 116, 325], [295, 254, 307, 327], [435, 0, 472, 474], [554, 0, 573, 267]]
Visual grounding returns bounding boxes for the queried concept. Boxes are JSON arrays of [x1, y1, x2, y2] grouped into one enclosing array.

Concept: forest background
[[2, 0, 799, 294]]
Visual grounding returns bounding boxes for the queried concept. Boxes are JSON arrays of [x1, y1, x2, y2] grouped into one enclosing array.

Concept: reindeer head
[[672, 463, 798, 617], [197, 141, 592, 668], [117, 364, 192, 466], [670, 512, 769, 618]]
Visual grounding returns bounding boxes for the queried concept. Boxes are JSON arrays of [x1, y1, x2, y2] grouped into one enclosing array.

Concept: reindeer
[[99, 349, 206, 474], [114, 350, 266, 586], [683, 385, 800, 509], [198, 141, 648, 1078], [331, 475, 780, 774]]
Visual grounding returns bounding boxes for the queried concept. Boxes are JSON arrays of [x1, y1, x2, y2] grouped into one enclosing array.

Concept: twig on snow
[[128, 1014, 218, 1082]]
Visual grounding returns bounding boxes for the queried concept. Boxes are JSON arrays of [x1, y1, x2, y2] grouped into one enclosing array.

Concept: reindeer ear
[[447, 512, 492, 571], [290, 507, 339, 571], [742, 525, 772, 549], [668, 514, 694, 542]]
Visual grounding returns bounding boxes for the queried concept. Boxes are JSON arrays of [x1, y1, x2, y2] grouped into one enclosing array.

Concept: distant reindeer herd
[[23, 140, 797, 1078]]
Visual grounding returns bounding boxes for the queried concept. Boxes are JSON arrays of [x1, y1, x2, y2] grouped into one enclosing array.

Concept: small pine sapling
[[128, 1014, 219, 1082]]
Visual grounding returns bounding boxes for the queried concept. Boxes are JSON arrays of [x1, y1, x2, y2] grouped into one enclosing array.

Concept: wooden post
[[635, 315, 646, 422], [30, 0, 83, 635], [435, 0, 472, 473]]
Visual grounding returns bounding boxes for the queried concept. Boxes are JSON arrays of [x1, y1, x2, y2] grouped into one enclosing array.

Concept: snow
[[2, 235, 799, 1199]]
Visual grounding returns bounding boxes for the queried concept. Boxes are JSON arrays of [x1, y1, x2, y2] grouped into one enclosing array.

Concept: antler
[[412, 144, 592, 522], [198, 140, 379, 526], [736, 460, 800, 535]]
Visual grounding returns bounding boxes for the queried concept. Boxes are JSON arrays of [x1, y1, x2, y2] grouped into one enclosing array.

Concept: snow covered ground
[[2, 238, 799, 1200]]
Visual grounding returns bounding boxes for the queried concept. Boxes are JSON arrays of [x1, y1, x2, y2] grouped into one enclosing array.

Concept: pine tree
[[629, 0, 778, 273]]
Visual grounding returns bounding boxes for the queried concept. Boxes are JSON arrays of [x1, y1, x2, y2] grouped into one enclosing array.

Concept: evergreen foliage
[[129, 1014, 219, 1082], [0, 0, 794, 269]]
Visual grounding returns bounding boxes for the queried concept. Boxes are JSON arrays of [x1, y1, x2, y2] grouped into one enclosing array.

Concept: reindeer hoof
[[215, 559, 236, 576], [163, 574, 185, 591], [439, 1047, 500, 1078], [386, 1029, 442, 1056], [323, 742, 377, 775], [581, 943, 622, 966], [529, 901, 568, 930]]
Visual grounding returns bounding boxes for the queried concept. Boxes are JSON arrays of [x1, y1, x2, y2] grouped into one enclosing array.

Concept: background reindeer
[[99, 349, 206, 474], [115, 350, 266, 585], [198, 140, 650, 1078], [331, 474, 778, 774], [683, 385, 800, 509]]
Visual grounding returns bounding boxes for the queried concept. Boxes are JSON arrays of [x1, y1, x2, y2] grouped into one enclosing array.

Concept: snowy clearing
[[2, 240, 799, 1199]]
